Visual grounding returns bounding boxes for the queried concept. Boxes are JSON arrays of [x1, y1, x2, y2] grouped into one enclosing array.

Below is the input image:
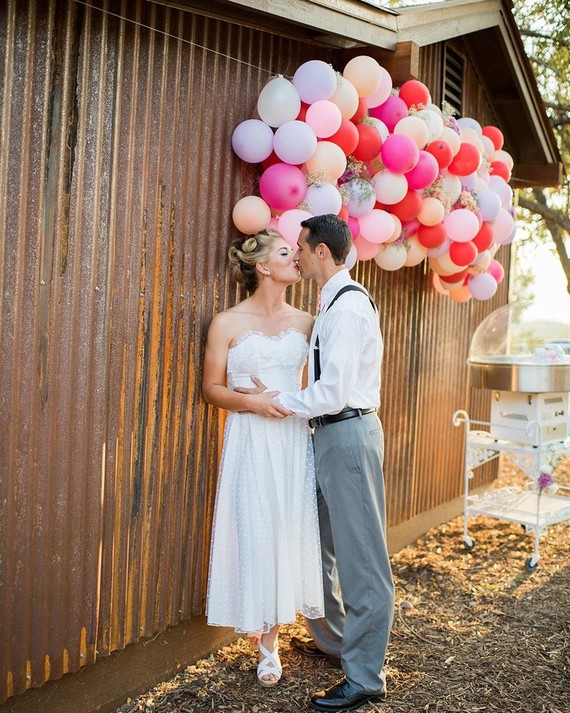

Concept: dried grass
[[115, 460, 570, 713]]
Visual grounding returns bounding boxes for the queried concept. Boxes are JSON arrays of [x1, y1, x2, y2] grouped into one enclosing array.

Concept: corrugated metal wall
[[0, 0, 508, 702]]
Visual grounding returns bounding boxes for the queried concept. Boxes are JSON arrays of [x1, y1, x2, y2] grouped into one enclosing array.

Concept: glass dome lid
[[469, 301, 570, 364]]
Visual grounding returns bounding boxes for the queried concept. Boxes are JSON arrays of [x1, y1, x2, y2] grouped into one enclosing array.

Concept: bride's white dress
[[206, 328, 324, 634]]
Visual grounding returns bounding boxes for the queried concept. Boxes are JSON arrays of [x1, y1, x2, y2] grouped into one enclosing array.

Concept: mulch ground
[[115, 460, 570, 713]]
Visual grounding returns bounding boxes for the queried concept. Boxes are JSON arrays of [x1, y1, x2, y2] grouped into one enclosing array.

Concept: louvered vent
[[443, 46, 464, 116]]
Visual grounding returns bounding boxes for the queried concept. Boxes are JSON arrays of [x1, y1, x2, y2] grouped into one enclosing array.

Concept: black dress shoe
[[309, 678, 386, 712], [289, 636, 341, 666]]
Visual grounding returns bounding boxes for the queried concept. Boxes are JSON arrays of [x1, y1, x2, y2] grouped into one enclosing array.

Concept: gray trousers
[[306, 412, 394, 694]]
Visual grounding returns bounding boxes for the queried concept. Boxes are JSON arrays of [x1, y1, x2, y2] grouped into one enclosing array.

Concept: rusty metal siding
[[0, 1, 510, 703]]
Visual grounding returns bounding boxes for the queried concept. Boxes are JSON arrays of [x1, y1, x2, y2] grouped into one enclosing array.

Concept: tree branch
[[519, 28, 570, 49], [518, 195, 570, 234]]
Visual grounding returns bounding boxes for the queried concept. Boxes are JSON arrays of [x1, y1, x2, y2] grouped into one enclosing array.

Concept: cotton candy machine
[[468, 302, 570, 445]]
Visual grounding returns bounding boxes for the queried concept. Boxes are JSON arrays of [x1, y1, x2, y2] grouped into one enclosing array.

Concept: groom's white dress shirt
[[277, 269, 382, 419]]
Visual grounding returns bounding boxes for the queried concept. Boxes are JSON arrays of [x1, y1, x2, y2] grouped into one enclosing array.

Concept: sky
[[511, 240, 570, 324]]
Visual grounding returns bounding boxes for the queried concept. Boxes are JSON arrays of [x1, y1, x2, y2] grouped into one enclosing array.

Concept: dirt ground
[[115, 461, 570, 713]]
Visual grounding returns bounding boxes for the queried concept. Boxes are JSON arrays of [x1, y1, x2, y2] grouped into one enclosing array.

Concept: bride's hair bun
[[228, 229, 282, 292]]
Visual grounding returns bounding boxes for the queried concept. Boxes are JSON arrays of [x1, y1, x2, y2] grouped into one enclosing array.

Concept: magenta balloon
[[231, 119, 274, 163], [348, 216, 360, 240], [259, 163, 307, 211], [380, 134, 419, 173], [405, 151, 439, 190], [369, 95, 408, 132], [401, 218, 420, 238]]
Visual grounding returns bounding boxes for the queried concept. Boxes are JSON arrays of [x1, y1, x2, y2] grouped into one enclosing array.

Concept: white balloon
[[257, 77, 301, 128]]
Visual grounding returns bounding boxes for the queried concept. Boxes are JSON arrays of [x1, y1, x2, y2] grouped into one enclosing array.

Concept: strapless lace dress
[[206, 328, 324, 634]]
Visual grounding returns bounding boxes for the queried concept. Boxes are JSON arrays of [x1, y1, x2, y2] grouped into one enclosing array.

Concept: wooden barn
[[0, 0, 561, 711]]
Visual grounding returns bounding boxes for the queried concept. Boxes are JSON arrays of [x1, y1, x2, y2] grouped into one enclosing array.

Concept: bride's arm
[[202, 314, 291, 418]]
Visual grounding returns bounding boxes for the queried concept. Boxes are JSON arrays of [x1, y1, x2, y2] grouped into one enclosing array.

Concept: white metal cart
[[452, 409, 570, 572]]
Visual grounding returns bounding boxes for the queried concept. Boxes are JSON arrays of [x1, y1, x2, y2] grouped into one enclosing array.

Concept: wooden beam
[[0, 618, 235, 713], [511, 163, 564, 189], [339, 42, 421, 84]]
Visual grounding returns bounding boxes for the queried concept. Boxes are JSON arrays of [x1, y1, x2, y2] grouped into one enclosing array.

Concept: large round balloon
[[273, 120, 318, 164], [358, 209, 395, 244], [398, 79, 430, 108], [345, 178, 377, 216], [374, 244, 408, 270], [232, 195, 272, 234], [369, 95, 408, 132], [330, 76, 360, 120], [366, 66, 393, 108], [305, 183, 343, 216], [231, 119, 274, 163], [381, 134, 419, 173], [305, 100, 342, 138], [343, 55, 383, 97], [257, 77, 301, 127], [305, 141, 347, 182], [352, 124, 383, 161], [277, 209, 312, 248], [468, 272, 498, 300], [390, 189, 422, 222], [444, 208, 480, 242], [328, 119, 360, 156], [405, 151, 439, 190], [394, 115, 429, 149], [448, 142, 481, 176], [259, 163, 307, 211], [292, 60, 337, 104], [372, 170, 408, 205]]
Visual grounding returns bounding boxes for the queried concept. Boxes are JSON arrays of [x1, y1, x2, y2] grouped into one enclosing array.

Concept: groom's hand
[[235, 377, 294, 418], [234, 376, 267, 394]]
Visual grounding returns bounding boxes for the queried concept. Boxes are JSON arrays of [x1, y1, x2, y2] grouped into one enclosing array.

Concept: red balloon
[[338, 204, 349, 221], [490, 160, 511, 182], [472, 222, 494, 252], [449, 240, 477, 267], [440, 268, 468, 284], [426, 140, 453, 169], [482, 125, 504, 150], [398, 79, 430, 108], [389, 189, 422, 221], [328, 118, 359, 156], [350, 97, 368, 124], [448, 143, 481, 176], [296, 102, 309, 122], [417, 222, 446, 249], [352, 124, 382, 162]]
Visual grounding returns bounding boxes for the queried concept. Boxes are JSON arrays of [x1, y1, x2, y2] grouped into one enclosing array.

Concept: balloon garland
[[231, 56, 516, 302]]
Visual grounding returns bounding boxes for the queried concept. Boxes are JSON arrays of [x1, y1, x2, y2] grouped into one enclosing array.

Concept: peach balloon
[[404, 237, 428, 266], [305, 141, 347, 182], [343, 55, 383, 97], [232, 196, 272, 234], [432, 273, 450, 295], [330, 76, 360, 120], [374, 244, 407, 271], [418, 197, 445, 226], [449, 285, 472, 302], [439, 126, 461, 156], [354, 235, 381, 260], [394, 115, 429, 149], [372, 170, 408, 205]]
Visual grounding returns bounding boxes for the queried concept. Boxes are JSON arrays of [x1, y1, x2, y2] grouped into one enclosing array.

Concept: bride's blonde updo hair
[[228, 229, 282, 292]]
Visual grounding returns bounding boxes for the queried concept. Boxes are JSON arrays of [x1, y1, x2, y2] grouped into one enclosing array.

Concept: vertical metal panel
[[0, 2, 511, 703]]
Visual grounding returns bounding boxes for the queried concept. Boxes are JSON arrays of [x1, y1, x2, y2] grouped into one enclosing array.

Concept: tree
[[513, 0, 570, 294]]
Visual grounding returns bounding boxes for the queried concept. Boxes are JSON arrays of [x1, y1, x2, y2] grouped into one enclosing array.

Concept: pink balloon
[[358, 209, 395, 244], [487, 259, 505, 283], [380, 134, 420, 173], [444, 208, 480, 242], [366, 66, 393, 107], [353, 235, 380, 260], [401, 218, 420, 238], [277, 209, 312, 248], [305, 100, 342, 138], [404, 150, 439, 190], [259, 163, 307, 211], [468, 272, 498, 300], [369, 95, 408, 132]]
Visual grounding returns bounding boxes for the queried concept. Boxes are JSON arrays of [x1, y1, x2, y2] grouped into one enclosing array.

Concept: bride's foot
[[257, 637, 282, 687]]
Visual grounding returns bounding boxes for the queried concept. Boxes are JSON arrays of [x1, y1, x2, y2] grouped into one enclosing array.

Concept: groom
[[240, 213, 394, 712]]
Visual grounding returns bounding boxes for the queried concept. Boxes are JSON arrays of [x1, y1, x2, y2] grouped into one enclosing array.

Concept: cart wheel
[[463, 538, 475, 552], [525, 557, 538, 573]]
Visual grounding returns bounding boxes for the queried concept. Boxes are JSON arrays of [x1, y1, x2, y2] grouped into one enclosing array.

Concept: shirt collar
[[320, 269, 351, 310]]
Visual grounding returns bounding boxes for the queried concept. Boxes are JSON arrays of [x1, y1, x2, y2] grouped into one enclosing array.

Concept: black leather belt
[[309, 407, 376, 429]]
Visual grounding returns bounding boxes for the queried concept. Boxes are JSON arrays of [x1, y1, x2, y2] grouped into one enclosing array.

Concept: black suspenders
[[313, 285, 377, 383]]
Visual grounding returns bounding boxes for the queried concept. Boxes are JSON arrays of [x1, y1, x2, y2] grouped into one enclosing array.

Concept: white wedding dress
[[206, 328, 324, 634]]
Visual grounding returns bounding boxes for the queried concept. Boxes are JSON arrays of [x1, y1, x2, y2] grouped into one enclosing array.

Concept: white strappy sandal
[[257, 640, 282, 687]]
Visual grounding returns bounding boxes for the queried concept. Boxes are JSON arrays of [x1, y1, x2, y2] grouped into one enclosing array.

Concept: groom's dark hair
[[300, 214, 352, 265]]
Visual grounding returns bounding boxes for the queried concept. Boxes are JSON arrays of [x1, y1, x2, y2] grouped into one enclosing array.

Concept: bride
[[202, 229, 324, 686]]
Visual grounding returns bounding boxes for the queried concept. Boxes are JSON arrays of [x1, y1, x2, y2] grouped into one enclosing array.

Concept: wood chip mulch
[[115, 460, 570, 713]]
